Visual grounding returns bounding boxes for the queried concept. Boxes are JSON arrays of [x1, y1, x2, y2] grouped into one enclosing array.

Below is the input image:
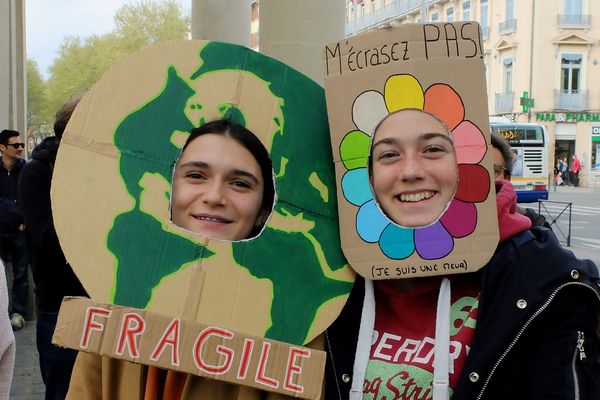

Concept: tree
[[44, 0, 190, 117], [114, 0, 190, 53], [45, 34, 126, 117], [26, 58, 47, 125]]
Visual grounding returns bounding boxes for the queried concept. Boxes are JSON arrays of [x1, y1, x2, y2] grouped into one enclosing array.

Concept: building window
[[371, 0, 375, 13], [499, 0, 516, 33], [564, 0, 583, 16], [506, 0, 515, 21], [503, 57, 513, 93], [446, 7, 454, 22], [592, 131, 600, 170], [462, 1, 471, 21], [251, 2, 259, 21], [560, 0, 589, 26], [480, 0, 489, 38], [561, 54, 582, 94], [431, 12, 439, 22]]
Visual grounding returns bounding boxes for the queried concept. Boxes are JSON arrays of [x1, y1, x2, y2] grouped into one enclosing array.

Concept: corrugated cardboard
[[54, 297, 325, 399], [323, 23, 498, 279], [50, 39, 354, 391]]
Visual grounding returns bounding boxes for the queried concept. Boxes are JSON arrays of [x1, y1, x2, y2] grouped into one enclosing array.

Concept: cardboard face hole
[[369, 109, 459, 228], [170, 122, 275, 241]]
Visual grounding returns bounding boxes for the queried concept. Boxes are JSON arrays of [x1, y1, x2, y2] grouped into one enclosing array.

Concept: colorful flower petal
[[455, 164, 490, 203], [379, 223, 415, 260], [414, 222, 454, 260], [384, 74, 424, 112], [440, 199, 477, 238], [341, 168, 372, 206], [423, 84, 465, 131], [451, 121, 487, 164], [340, 130, 370, 170], [352, 90, 388, 136], [356, 200, 390, 243]]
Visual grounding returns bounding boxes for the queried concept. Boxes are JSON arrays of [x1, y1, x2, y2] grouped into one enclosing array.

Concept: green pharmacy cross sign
[[520, 91, 534, 113]]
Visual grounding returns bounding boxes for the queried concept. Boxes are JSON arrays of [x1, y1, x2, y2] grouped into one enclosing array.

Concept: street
[[11, 322, 43, 400], [534, 184, 600, 266], [10, 185, 600, 399]]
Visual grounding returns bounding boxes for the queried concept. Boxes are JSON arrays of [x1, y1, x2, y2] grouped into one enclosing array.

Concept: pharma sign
[[536, 112, 600, 123]]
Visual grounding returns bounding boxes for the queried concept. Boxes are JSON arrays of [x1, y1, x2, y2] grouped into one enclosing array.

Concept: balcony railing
[[346, 0, 437, 35], [498, 19, 516, 34], [557, 14, 591, 28], [495, 92, 514, 113], [554, 90, 588, 110]]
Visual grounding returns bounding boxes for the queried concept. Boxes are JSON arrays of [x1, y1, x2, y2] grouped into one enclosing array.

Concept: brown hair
[[54, 95, 83, 140]]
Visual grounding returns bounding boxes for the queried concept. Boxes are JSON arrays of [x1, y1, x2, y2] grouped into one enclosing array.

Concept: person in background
[[557, 158, 564, 185], [0, 259, 15, 400], [18, 97, 88, 400], [491, 133, 550, 228], [561, 157, 569, 186], [571, 154, 582, 187], [0, 129, 28, 331]]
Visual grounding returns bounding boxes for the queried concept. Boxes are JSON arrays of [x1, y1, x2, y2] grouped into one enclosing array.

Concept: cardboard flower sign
[[324, 23, 499, 280], [50, 40, 354, 398], [340, 74, 489, 260]]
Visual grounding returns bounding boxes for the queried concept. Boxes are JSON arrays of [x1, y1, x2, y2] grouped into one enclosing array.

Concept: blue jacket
[[325, 228, 600, 399]]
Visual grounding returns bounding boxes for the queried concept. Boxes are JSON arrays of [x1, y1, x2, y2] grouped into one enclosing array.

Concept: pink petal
[[440, 199, 477, 238], [452, 121, 487, 164]]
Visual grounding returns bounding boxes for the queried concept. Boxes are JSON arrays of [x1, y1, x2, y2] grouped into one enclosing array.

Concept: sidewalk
[[12, 320, 44, 400], [551, 183, 599, 195]]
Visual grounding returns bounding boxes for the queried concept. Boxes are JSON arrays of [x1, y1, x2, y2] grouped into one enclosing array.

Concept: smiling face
[[171, 133, 266, 241], [370, 109, 459, 228]]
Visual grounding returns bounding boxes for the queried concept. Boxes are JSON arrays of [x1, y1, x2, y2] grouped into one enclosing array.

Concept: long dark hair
[[182, 119, 275, 231]]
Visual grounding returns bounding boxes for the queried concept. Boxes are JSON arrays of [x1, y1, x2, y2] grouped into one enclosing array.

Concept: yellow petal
[[384, 74, 424, 112]]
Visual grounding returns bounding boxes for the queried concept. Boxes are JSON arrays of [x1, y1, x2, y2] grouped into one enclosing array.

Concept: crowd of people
[[555, 155, 583, 187]]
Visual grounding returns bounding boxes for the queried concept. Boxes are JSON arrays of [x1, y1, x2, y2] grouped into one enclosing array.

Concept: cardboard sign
[[54, 297, 325, 400], [50, 39, 354, 388], [324, 23, 498, 280]]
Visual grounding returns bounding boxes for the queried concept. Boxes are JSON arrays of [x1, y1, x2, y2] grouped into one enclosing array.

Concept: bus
[[490, 121, 549, 203]]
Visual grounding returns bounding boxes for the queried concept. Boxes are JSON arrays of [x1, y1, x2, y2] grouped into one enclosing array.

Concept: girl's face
[[171, 133, 265, 241], [370, 109, 459, 228]]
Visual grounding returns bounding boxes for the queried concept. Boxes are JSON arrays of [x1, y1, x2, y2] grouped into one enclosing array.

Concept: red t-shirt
[[363, 276, 480, 400]]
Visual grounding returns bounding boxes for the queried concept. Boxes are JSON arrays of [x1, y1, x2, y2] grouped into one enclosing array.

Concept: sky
[[26, 0, 190, 79]]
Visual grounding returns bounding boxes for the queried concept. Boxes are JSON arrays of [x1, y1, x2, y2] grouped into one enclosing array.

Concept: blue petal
[[341, 168, 372, 206], [379, 224, 415, 260], [356, 200, 390, 243]]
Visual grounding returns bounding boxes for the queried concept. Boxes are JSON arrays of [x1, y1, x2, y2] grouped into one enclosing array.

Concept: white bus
[[490, 121, 549, 203]]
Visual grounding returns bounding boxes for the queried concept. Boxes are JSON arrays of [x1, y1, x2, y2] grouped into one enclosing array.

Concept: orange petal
[[423, 84, 465, 131]]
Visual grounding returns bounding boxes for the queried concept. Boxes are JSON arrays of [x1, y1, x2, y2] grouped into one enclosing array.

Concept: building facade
[[346, 0, 600, 187]]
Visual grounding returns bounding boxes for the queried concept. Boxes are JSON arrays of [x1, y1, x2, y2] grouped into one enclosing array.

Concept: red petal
[[455, 164, 490, 203]]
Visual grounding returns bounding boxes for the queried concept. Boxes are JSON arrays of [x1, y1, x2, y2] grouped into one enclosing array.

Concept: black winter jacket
[[18, 137, 87, 312], [0, 158, 25, 233], [325, 228, 600, 400]]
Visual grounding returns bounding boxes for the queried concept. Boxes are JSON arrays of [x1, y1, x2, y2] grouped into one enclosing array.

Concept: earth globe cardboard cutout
[[51, 40, 355, 348]]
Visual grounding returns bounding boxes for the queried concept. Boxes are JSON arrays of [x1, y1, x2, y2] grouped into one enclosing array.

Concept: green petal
[[340, 130, 370, 170]]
